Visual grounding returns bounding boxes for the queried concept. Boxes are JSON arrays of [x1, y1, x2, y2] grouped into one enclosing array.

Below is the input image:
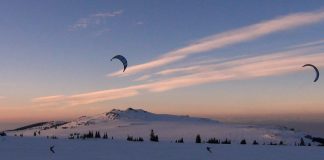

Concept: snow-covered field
[[2, 108, 323, 160], [5, 108, 312, 145], [0, 136, 323, 160]]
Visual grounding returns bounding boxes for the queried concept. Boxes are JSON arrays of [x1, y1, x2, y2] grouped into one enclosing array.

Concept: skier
[[50, 145, 55, 154], [206, 146, 212, 153]]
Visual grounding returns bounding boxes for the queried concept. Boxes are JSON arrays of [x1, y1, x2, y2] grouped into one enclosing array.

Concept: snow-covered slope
[[5, 108, 315, 145], [9, 121, 67, 131], [66, 108, 216, 124], [1, 137, 323, 160]]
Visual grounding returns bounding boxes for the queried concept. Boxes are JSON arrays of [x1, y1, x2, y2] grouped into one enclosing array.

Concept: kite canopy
[[302, 64, 319, 82], [111, 55, 128, 72]]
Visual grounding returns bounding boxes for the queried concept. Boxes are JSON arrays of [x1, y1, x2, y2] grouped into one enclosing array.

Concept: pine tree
[[207, 138, 220, 144], [176, 138, 184, 143], [90, 131, 94, 138], [196, 134, 201, 143], [127, 135, 133, 141], [103, 133, 108, 139], [240, 139, 247, 145], [150, 129, 155, 141], [94, 131, 101, 138], [150, 129, 159, 142], [279, 141, 284, 145], [180, 138, 184, 143], [88, 131, 92, 138], [300, 138, 305, 146], [155, 135, 159, 142], [221, 138, 231, 144], [0, 132, 6, 136]]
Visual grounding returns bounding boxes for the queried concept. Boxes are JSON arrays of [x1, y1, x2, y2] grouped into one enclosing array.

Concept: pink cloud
[[33, 49, 324, 107], [110, 9, 324, 77]]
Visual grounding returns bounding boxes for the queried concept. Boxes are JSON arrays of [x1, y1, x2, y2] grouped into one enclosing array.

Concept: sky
[[1, 0, 324, 131]]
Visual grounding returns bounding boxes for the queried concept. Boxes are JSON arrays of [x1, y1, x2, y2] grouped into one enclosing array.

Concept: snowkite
[[50, 145, 55, 154], [111, 55, 128, 72], [302, 64, 319, 82]]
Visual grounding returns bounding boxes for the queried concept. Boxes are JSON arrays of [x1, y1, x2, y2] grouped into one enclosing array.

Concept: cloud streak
[[145, 53, 324, 92], [69, 10, 123, 31], [32, 88, 140, 106], [109, 9, 324, 77], [33, 45, 324, 106], [68, 88, 139, 106], [288, 39, 324, 49], [134, 75, 152, 81]]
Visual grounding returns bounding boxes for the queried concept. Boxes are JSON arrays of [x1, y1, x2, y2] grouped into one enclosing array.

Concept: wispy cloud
[[68, 88, 139, 106], [288, 39, 324, 49], [156, 66, 202, 75], [32, 88, 141, 106], [145, 54, 324, 92], [32, 95, 66, 103], [32, 45, 324, 106], [152, 45, 324, 79], [109, 9, 324, 77], [135, 21, 144, 25], [134, 75, 152, 81], [32, 95, 67, 106], [69, 10, 123, 31]]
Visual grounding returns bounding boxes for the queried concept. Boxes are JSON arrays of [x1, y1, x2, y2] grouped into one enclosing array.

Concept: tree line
[[2, 129, 319, 146]]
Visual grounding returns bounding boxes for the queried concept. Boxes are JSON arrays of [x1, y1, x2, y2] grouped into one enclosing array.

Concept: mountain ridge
[[4, 107, 316, 145]]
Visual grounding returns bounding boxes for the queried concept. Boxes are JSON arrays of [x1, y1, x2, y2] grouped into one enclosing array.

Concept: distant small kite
[[302, 64, 319, 82], [111, 55, 128, 72], [50, 145, 55, 154]]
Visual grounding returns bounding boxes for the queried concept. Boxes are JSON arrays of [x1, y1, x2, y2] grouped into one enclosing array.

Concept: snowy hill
[[67, 107, 216, 125], [8, 121, 67, 132], [5, 108, 316, 145]]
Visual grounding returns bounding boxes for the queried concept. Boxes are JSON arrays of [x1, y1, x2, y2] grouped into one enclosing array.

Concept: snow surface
[[2, 108, 323, 160], [0, 136, 323, 160], [6, 108, 312, 145]]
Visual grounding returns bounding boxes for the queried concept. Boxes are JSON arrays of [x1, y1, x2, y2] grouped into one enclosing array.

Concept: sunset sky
[[1, 0, 324, 130]]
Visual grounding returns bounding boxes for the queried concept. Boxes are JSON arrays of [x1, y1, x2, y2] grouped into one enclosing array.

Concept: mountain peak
[[102, 108, 217, 123], [105, 108, 151, 120], [4, 108, 311, 146], [125, 107, 148, 113], [109, 107, 148, 113]]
